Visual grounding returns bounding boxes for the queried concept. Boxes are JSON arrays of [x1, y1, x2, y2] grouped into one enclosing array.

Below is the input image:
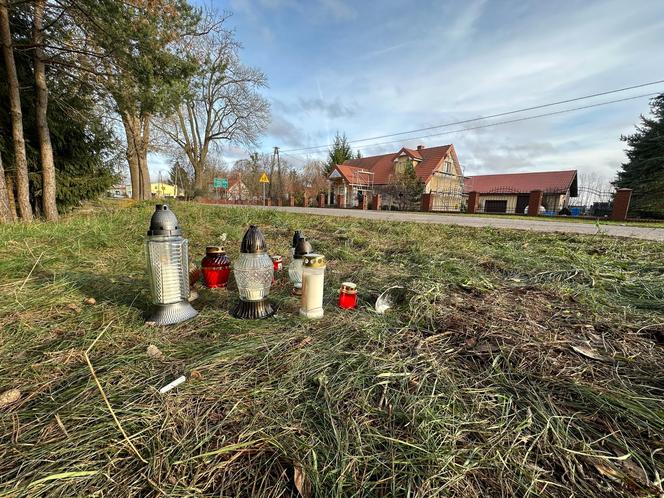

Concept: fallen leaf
[[474, 343, 500, 353], [0, 388, 21, 408], [616, 458, 649, 486], [296, 336, 313, 348], [147, 345, 165, 360], [83, 297, 96, 305], [66, 303, 81, 313], [293, 464, 311, 498], [594, 461, 622, 480], [571, 344, 606, 361]]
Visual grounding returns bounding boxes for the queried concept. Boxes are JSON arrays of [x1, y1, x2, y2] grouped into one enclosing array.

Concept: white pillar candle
[[300, 254, 326, 319]]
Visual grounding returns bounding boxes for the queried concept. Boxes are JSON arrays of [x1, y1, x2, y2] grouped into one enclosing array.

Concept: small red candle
[[271, 255, 283, 272], [339, 282, 358, 309], [201, 246, 231, 289], [271, 255, 283, 284]]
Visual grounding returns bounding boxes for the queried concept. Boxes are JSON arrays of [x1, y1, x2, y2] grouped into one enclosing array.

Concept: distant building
[[463, 170, 578, 214], [328, 144, 464, 210], [151, 182, 178, 198], [226, 179, 250, 201], [107, 184, 131, 198]]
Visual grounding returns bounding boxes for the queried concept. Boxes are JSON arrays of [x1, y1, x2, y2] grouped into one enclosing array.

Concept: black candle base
[[231, 298, 275, 319]]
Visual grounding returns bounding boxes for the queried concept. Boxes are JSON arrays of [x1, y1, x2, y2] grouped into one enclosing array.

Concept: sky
[[148, 0, 664, 182]]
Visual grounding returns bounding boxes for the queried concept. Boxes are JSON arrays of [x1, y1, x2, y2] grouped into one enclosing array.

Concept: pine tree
[[0, 13, 118, 214], [403, 161, 425, 210], [325, 132, 354, 175], [614, 95, 664, 218], [168, 161, 193, 198]]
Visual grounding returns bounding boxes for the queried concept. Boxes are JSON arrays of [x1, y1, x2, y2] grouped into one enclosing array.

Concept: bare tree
[[157, 15, 269, 193], [32, 0, 58, 220], [0, 0, 33, 221]]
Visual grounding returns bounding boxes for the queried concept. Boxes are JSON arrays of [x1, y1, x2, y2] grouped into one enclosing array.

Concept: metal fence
[[470, 185, 616, 217], [569, 187, 614, 217], [429, 187, 467, 212]]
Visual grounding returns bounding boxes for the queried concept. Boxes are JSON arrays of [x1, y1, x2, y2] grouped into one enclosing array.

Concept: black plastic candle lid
[[147, 204, 182, 236]]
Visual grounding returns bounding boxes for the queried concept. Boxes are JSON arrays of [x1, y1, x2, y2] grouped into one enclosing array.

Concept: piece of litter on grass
[[146, 344, 165, 360], [375, 286, 406, 314], [83, 297, 96, 305], [159, 376, 186, 394], [571, 344, 606, 361], [0, 388, 21, 408]]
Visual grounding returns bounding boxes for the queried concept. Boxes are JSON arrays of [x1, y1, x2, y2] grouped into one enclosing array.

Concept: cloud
[[298, 97, 356, 119], [265, 114, 306, 146], [272, 96, 356, 120], [234, 0, 664, 180]]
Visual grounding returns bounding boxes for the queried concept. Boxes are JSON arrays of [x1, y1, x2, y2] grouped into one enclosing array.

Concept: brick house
[[327, 144, 464, 210], [463, 170, 578, 214], [226, 179, 251, 201]]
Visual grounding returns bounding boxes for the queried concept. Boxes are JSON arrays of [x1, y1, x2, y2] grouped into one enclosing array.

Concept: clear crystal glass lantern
[[288, 237, 312, 295], [231, 225, 275, 319], [145, 204, 198, 326]]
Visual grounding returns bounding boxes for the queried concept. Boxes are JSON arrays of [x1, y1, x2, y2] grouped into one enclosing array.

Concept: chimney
[[417, 144, 425, 151]]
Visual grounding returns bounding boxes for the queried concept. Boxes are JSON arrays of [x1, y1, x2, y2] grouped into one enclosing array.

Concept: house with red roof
[[226, 178, 250, 201], [463, 170, 578, 214], [328, 144, 464, 210]]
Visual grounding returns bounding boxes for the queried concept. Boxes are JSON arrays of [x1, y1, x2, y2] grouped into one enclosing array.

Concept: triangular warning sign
[[259, 172, 270, 183]]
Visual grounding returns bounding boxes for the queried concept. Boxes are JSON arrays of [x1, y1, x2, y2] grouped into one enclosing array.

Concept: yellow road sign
[[259, 172, 270, 183]]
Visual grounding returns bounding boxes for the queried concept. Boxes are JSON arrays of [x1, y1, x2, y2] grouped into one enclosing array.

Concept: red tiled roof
[[401, 147, 422, 160], [339, 144, 453, 185], [331, 164, 364, 183], [464, 170, 578, 195]]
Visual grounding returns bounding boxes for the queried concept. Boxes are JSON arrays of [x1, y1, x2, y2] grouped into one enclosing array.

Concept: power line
[[282, 92, 659, 155], [352, 92, 660, 152], [280, 80, 664, 153]]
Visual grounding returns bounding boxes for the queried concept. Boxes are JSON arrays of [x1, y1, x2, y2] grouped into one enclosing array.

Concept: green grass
[[0, 200, 663, 497]]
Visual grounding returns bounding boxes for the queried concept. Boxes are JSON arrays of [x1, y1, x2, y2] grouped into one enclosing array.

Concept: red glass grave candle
[[271, 255, 283, 272], [339, 282, 358, 309], [271, 255, 283, 284], [201, 246, 231, 288]]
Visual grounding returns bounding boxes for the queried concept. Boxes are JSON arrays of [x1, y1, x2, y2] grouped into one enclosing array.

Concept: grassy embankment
[[0, 200, 662, 497]]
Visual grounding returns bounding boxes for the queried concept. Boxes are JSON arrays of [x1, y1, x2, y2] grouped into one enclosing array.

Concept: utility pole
[[174, 162, 179, 198], [273, 146, 282, 202]]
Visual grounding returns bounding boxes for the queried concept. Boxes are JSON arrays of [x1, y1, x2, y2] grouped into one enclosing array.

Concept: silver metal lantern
[[231, 225, 275, 319], [145, 204, 198, 325]]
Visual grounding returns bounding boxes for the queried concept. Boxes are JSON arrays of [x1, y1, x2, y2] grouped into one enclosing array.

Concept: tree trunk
[[5, 173, 17, 220], [0, 0, 33, 221], [121, 111, 151, 200], [0, 155, 12, 223], [137, 116, 150, 200], [193, 166, 205, 192], [32, 0, 57, 220]]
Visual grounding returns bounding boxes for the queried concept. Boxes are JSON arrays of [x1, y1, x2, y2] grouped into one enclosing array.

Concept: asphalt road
[[216, 204, 664, 241]]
